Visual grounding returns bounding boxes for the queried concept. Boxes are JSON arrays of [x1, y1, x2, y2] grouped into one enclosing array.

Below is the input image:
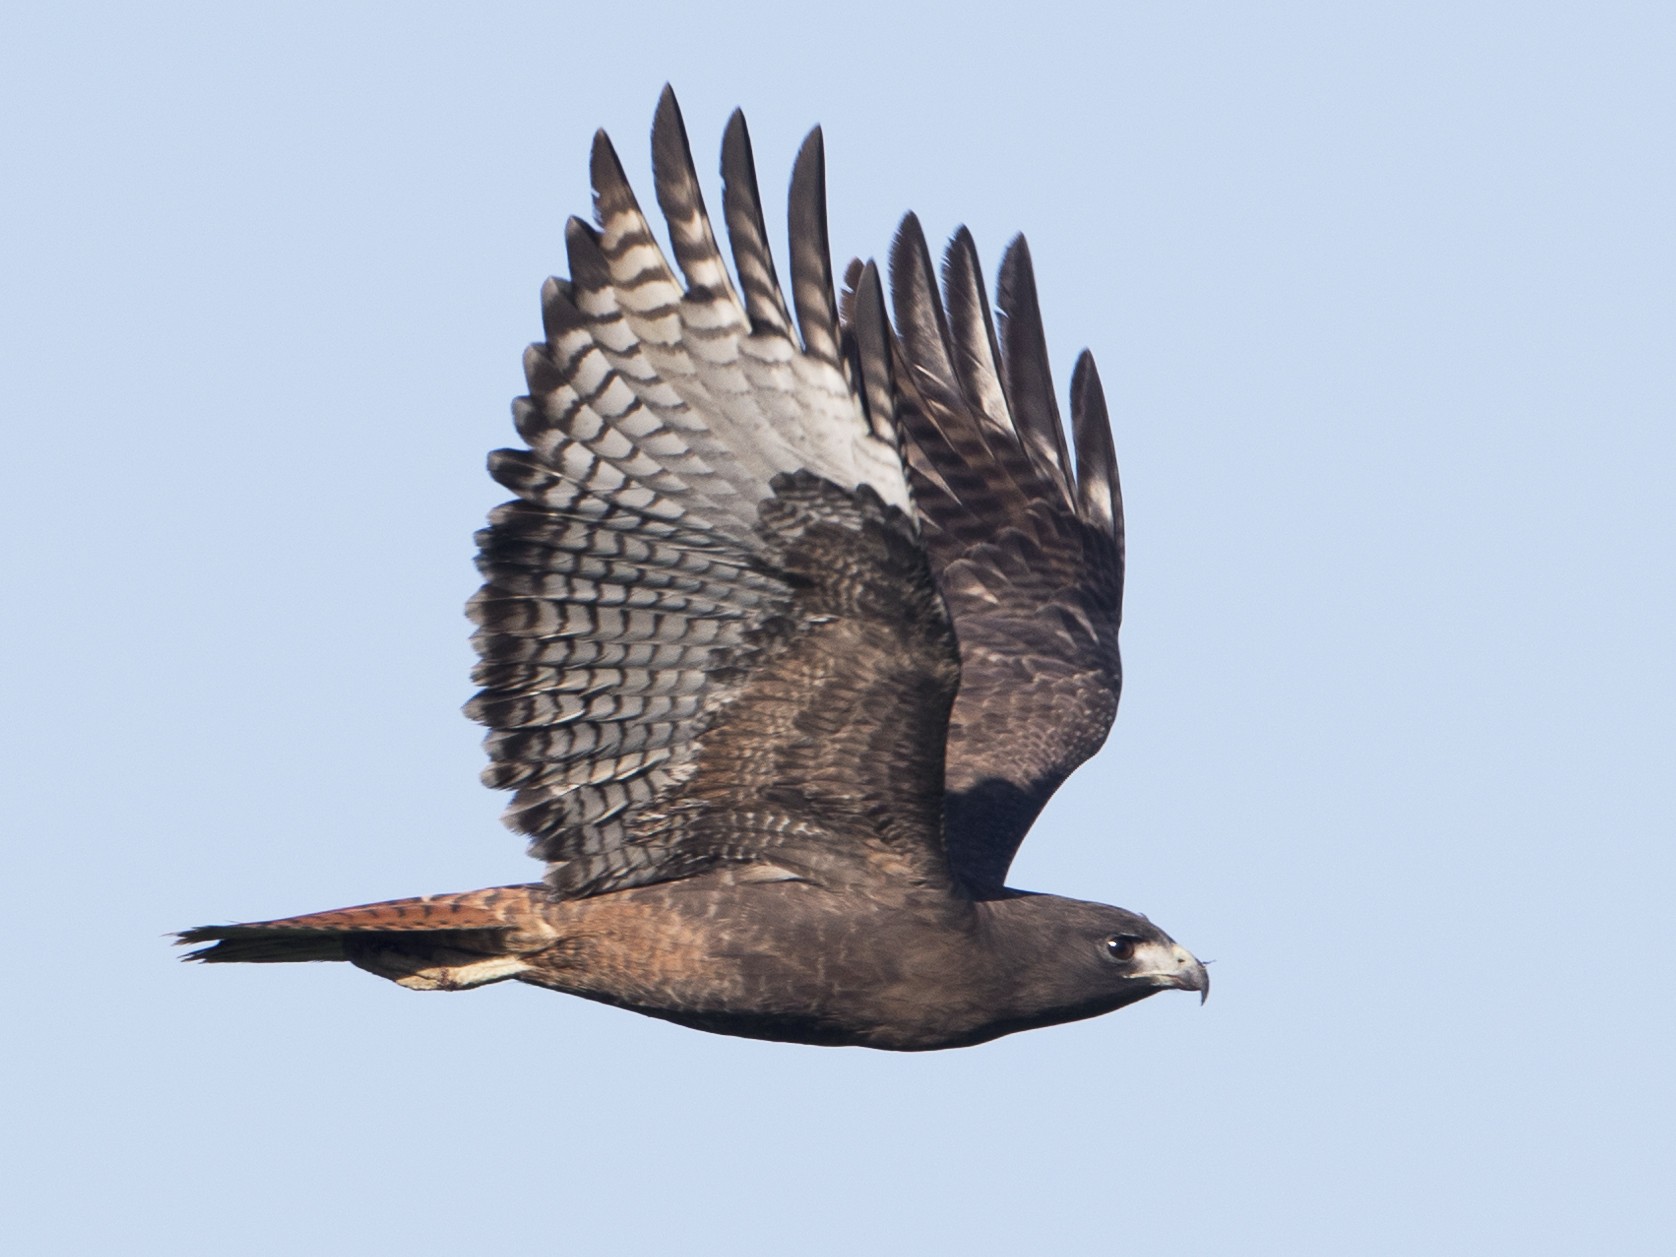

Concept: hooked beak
[[1183, 950, 1210, 1005], [1144, 941, 1210, 1004]]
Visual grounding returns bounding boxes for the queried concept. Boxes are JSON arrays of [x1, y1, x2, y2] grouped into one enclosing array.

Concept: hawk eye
[[1104, 935, 1137, 961]]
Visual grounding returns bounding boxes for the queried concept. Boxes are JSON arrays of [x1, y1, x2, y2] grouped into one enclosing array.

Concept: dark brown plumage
[[178, 89, 1207, 1051]]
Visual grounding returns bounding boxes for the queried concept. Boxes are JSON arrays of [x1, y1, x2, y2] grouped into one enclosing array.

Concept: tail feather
[[176, 884, 552, 990]]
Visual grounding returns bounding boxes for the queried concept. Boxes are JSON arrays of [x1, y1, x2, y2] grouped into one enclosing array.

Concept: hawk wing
[[467, 91, 959, 899], [884, 215, 1124, 894]]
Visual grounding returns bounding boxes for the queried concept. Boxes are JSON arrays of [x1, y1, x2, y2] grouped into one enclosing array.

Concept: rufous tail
[[176, 884, 552, 990]]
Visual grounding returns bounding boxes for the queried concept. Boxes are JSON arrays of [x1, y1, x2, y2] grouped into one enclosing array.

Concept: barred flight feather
[[472, 87, 944, 898]]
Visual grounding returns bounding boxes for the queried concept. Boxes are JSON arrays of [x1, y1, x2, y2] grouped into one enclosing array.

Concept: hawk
[[180, 90, 1208, 1050]]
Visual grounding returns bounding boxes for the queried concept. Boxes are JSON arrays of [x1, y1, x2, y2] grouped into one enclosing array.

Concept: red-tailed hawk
[[179, 89, 1207, 1050]]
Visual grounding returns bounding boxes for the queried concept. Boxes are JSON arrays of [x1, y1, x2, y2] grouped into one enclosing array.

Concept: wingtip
[[998, 231, 1033, 278], [650, 84, 689, 170], [854, 256, 884, 313], [790, 125, 826, 209], [562, 214, 609, 290], [1070, 348, 1102, 403], [589, 127, 631, 206], [722, 106, 749, 153], [1070, 349, 1123, 540], [943, 224, 978, 288], [995, 233, 1041, 330], [889, 212, 931, 295]]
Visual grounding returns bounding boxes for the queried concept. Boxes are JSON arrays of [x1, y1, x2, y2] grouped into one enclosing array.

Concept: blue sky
[[3, 3, 1672, 1254]]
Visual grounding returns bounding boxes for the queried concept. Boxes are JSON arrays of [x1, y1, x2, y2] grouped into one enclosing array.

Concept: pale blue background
[[3, 3, 1672, 1254]]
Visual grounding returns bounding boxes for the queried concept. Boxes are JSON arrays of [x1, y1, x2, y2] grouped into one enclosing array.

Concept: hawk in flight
[[180, 90, 1208, 1050]]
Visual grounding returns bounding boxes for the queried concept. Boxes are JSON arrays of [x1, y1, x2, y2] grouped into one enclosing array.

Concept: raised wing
[[885, 215, 1124, 893], [468, 90, 958, 899]]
